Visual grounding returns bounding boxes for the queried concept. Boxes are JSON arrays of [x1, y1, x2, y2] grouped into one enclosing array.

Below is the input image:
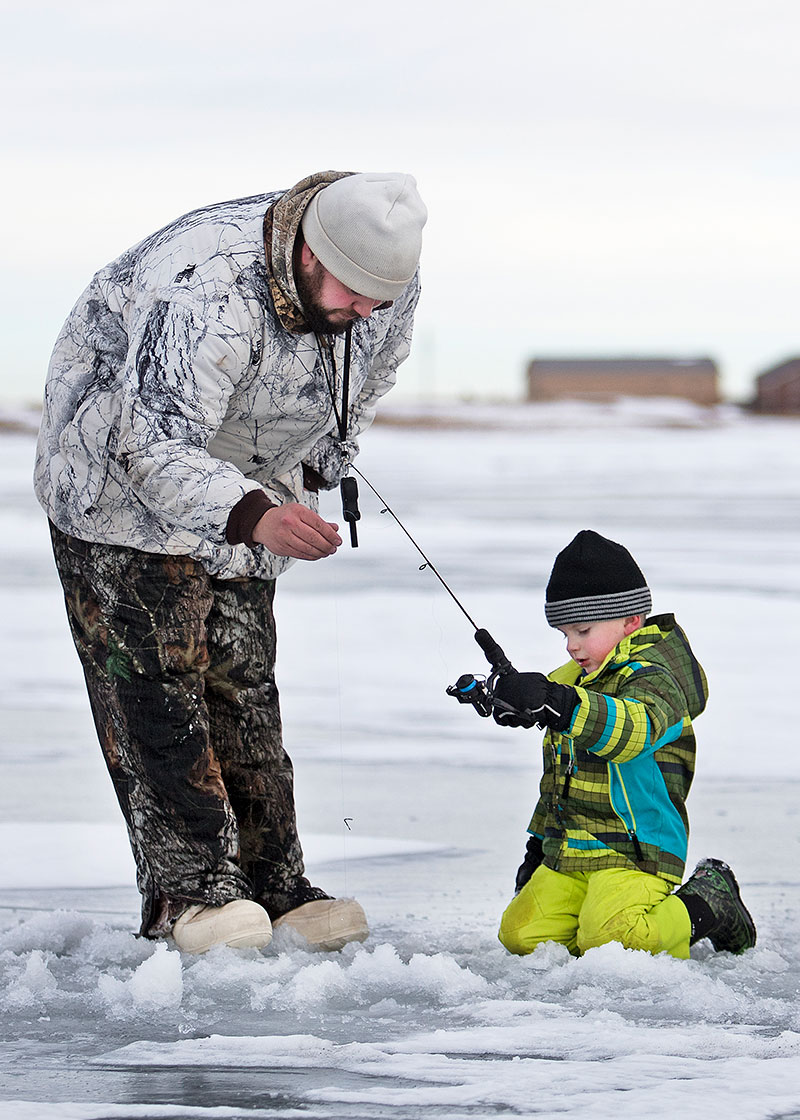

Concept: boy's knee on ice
[[577, 886, 691, 959], [575, 902, 654, 954], [497, 865, 583, 957], [498, 866, 692, 960], [498, 897, 572, 957], [576, 867, 688, 956], [498, 911, 579, 958], [497, 905, 538, 957]]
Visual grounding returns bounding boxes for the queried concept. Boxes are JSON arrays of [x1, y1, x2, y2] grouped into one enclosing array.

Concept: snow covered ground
[[2, 397, 800, 1119]]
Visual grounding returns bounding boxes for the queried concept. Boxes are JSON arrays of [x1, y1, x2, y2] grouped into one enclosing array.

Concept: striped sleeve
[[569, 664, 686, 763]]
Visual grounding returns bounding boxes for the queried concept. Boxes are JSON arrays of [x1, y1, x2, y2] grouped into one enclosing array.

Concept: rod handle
[[474, 628, 514, 674]]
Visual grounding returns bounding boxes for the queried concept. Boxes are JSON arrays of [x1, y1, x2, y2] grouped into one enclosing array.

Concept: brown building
[[526, 357, 720, 406], [751, 358, 800, 413]]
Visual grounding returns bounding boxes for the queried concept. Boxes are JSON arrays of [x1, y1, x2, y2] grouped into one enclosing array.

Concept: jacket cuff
[[547, 683, 579, 732], [225, 490, 276, 547]]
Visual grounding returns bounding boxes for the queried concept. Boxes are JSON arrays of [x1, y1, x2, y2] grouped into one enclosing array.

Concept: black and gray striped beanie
[[544, 530, 652, 627]]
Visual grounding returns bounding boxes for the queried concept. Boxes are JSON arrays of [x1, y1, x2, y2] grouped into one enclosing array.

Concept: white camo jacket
[[34, 190, 420, 579]]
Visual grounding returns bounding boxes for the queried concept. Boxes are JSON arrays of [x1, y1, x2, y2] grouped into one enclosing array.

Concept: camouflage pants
[[49, 524, 309, 937]]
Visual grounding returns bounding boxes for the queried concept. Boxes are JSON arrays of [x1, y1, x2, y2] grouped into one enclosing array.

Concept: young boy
[[492, 529, 756, 960]]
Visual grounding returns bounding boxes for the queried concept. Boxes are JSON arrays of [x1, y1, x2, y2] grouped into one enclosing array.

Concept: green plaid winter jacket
[[529, 613, 707, 885]]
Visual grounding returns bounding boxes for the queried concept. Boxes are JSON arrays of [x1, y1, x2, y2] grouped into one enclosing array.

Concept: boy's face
[[556, 616, 643, 675]]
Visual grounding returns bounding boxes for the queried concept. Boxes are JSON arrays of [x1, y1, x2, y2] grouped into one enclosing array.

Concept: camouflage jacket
[[529, 614, 708, 884], [34, 172, 420, 579]]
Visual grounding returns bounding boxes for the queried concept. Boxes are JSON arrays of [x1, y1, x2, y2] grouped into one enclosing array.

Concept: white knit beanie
[[301, 172, 427, 301]]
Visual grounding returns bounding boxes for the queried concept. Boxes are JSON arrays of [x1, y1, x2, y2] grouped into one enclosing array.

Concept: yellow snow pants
[[498, 864, 692, 959]]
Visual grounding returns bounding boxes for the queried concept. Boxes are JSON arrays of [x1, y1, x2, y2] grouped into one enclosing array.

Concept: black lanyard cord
[[316, 325, 360, 546], [339, 324, 352, 442], [316, 327, 350, 441]]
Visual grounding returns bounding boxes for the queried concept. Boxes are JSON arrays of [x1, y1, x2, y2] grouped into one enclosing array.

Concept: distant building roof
[[526, 357, 719, 405], [529, 357, 717, 376]]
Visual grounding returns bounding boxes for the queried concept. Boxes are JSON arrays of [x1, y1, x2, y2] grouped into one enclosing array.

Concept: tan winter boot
[[273, 898, 369, 952], [172, 899, 272, 954]]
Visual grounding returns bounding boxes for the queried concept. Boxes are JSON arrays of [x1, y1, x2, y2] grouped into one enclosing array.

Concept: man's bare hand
[[252, 504, 342, 560]]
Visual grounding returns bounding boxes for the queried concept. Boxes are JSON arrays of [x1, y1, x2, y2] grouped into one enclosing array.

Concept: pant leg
[[498, 865, 588, 956], [203, 575, 308, 919], [577, 867, 692, 959], [49, 524, 253, 937]]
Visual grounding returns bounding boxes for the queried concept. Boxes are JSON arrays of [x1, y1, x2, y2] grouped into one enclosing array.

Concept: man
[[34, 170, 427, 954]]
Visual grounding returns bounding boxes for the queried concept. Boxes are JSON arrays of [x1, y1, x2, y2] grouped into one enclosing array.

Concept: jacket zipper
[[608, 762, 644, 863], [550, 739, 575, 838]]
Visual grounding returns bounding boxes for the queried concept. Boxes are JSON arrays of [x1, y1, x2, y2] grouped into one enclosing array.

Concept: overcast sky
[[2, 0, 798, 405]]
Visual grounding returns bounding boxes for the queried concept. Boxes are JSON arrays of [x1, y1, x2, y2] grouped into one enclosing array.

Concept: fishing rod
[[322, 329, 533, 724], [347, 464, 538, 728]]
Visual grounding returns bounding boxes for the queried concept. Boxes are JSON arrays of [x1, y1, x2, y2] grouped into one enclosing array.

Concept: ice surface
[[2, 400, 800, 1118], [0, 824, 443, 890]]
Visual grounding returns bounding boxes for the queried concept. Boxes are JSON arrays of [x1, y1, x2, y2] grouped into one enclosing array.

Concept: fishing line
[[348, 464, 481, 633], [331, 575, 350, 898], [318, 330, 519, 709], [346, 463, 545, 725]]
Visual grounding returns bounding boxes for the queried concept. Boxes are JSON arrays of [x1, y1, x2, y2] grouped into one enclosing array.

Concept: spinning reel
[[445, 628, 538, 729]]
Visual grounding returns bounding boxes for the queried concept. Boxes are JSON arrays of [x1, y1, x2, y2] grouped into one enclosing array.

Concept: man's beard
[[294, 259, 353, 335]]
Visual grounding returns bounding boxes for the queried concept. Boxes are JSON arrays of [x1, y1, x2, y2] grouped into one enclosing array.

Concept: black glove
[[492, 670, 577, 731], [515, 834, 544, 893]]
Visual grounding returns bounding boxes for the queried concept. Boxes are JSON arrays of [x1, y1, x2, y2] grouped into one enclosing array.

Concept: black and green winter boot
[[676, 858, 756, 954]]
